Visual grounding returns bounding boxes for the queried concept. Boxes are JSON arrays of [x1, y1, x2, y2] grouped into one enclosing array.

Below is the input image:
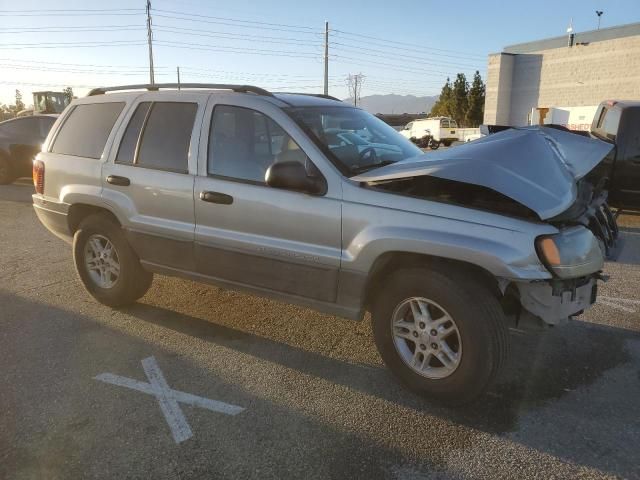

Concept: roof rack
[[87, 83, 273, 97]]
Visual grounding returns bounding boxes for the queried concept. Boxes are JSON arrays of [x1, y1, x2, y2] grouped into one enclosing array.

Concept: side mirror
[[265, 160, 326, 195]]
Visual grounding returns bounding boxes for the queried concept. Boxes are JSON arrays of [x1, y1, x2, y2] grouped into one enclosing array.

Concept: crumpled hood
[[352, 126, 614, 220]]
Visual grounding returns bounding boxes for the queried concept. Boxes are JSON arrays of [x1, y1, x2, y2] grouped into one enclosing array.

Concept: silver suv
[[33, 84, 616, 404]]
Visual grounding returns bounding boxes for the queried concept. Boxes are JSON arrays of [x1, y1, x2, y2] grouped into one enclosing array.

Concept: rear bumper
[[517, 277, 598, 325], [32, 195, 72, 243]]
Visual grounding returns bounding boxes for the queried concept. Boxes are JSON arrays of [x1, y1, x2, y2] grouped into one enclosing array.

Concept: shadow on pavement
[[1, 290, 448, 480], [124, 300, 635, 427]]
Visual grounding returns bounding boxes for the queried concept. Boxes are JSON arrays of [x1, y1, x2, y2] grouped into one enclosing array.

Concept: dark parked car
[[0, 114, 57, 184]]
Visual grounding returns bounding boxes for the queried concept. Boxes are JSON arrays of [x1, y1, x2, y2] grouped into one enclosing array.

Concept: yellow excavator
[[17, 91, 70, 116]]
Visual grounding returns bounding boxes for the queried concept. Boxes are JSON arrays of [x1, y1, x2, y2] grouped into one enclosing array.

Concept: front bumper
[[33, 194, 72, 243], [516, 276, 598, 325]]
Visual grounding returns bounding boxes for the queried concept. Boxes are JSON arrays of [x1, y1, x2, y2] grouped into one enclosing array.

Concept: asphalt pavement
[[1, 182, 639, 479]]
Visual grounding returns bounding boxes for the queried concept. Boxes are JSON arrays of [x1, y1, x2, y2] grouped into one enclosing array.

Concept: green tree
[[15, 90, 24, 112], [465, 71, 485, 127], [451, 73, 468, 126], [63, 86, 74, 104], [429, 77, 453, 117]]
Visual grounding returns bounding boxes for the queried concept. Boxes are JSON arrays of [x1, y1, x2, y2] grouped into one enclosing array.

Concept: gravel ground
[[1, 182, 639, 480]]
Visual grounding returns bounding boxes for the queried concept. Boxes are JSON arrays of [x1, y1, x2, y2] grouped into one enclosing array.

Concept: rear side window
[[116, 102, 152, 164], [136, 102, 197, 172], [51, 102, 124, 158]]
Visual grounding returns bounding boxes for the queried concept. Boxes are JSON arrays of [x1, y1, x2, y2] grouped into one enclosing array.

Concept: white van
[[399, 116, 459, 149]]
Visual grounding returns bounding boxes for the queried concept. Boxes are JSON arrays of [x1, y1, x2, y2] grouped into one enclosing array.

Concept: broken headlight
[[536, 226, 604, 278]]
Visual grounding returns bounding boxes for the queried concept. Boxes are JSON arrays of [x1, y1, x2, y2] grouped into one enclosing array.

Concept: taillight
[[33, 160, 44, 194]]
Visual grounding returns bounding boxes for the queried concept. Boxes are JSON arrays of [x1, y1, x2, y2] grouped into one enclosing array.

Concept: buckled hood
[[352, 127, 614, 220]]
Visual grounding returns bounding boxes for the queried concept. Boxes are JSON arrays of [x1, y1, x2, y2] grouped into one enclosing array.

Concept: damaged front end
[[353, 126, 619, 327]]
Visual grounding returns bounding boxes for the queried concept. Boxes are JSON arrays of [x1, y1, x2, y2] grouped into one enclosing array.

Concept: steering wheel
[[358, 147, 378, 166]]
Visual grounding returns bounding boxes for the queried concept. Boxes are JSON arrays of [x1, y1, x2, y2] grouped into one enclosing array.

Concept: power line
[[331, 43, 482, 70], [0, 8, 143, 12], [154, 40, 321, 59], [0, 25, 144, 33], [153, 8, 316, 31], [0, 41, 147, 50], [179, 66, 340, 80], [153, 13, 320, 34], [0, 57, 166, 69], [0, 63, 158, 75], [153, 26, 323, 47], [0, 12, 144, 17], [331, 28, 485, 59], [332, 54, 470, 77]]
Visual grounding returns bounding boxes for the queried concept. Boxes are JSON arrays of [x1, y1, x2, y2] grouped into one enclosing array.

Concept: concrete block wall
[[484, 34, 640, 126], [484, 53, 514, 125]]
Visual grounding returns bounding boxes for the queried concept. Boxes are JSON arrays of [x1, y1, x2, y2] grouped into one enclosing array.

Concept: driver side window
[[208, 105, 307, 184]]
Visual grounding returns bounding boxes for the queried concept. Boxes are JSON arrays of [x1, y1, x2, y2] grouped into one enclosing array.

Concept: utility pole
[[323, 21, 329, 96], [146, 0, 155, 85], [177, 66, 181, 90]]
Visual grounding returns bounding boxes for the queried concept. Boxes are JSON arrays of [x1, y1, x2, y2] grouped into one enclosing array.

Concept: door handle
[[200, 191, 233, 205], [106, 175, 130, 186]]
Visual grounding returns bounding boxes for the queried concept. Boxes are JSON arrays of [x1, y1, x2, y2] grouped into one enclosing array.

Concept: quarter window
[[116, 102, 152, 164], [51, 102, 124, 159], [136, 102, 197, 172], [208, 105, 303, 183]]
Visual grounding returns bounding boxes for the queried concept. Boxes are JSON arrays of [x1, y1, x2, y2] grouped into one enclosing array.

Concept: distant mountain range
[[343, 94, 439, 114]]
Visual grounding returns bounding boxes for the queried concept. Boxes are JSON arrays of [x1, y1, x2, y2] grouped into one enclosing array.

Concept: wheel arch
[[68, 203, 121, 234], [363, 251, 502, 311]]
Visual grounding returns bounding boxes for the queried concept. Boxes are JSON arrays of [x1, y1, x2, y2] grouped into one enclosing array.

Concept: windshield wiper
[[350, 160, 397, 175]]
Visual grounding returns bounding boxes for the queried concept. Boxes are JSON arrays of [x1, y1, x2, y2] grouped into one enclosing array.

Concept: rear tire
[[73, 213, 153, 307], [371, 266, 509, 405], [0, 155, 16, 185]]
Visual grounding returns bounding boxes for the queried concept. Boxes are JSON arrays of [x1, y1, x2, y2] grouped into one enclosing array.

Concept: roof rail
[[274, 92, 342, 102], [87, 83, 273, 97]]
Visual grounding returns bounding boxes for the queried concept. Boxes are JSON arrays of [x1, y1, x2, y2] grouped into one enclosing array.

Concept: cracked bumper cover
[[516, 277, 598, 325]]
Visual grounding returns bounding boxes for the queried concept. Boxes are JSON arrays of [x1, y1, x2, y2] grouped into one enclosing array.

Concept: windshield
[[285, 106, 422, 175]]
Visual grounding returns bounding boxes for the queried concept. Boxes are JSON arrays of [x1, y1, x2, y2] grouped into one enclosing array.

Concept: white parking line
[[598, 296, 640, 313], [95, 356, 245, 444]]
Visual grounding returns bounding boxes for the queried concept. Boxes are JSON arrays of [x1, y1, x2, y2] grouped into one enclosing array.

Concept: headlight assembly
[[536, 226, 604, 278]]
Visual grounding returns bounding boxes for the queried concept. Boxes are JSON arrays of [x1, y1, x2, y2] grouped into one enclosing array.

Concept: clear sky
[[1, 0, 638, 105]]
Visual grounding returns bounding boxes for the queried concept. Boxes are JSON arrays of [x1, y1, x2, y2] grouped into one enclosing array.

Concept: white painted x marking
[[95, 356, 244, 444]]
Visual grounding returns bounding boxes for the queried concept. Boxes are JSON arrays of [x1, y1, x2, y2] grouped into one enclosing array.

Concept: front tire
[[371, 266, 509, 405], [428, 140, 440, 150], [73, 213, 153, 307]]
